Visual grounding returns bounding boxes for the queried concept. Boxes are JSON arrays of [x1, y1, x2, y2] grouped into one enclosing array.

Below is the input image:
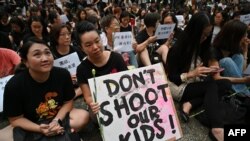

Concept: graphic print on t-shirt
[[36, 92, 60, 119]]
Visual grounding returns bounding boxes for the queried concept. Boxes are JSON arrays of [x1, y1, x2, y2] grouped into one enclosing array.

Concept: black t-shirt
[[0, 31, 12, 50], [52, 45, 85, 61], [136, 28, 150, 44], [77, 51, 128, 85], [136, 28, 160, 51], [120, 25, 132, 32], [0, 23, 11, 34], [4, 67, 75, 122]]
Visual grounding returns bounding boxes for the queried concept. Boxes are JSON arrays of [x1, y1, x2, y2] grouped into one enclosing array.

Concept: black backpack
[[196, 95, 247, 127]]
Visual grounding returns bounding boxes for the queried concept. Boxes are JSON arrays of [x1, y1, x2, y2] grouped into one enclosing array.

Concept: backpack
[[196, 95, 247, 127]]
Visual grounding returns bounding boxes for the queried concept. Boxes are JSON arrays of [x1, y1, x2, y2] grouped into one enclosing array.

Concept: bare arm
[[79, 84, 93, 106], [209, 59, 249, 83], [9, 115, 41, 133], [136, 36, 156, 53], [79, 84, 99, 114], [54, 100, 73, 121]]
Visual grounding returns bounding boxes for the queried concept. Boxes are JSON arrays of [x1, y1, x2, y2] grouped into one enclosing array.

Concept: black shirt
[[77, 51, 128, 85], [4, 67, 75, 122]]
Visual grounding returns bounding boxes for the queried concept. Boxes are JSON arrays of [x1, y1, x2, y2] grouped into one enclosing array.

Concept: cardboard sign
[[53, 52, 81, 76], [88, 63, 182, 141], [113, 32, 133, 52], [155, 24, 175, 40], [0, 75, 13, 112], [240, 14, 250, 25]]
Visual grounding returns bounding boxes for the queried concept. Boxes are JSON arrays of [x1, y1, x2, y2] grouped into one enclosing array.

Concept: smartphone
[[211, 68, 224, 73]]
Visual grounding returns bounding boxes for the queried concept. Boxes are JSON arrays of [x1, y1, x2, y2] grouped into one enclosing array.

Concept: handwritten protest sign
[[0, 75, 13, 112], [53, 52, 81, 76], [88, 63, 182, 141], [113, 32, 133, 52], [240, 14, 250, 25], [155, 24, 175, 40]]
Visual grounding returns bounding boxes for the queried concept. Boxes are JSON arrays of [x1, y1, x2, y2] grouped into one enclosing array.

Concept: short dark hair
[[19, 37, 49, 60], [50, 24, 71, 47], [9, 16, 25, 30], [144, 13, 161, 28], [120, 11, 130, 21], [75, 21, 98, 45], [48, 10, 58, 24], [100, 14, 117, 33]]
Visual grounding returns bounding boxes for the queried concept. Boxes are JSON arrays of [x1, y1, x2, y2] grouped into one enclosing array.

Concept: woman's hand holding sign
[[90, 102, 100, 114]]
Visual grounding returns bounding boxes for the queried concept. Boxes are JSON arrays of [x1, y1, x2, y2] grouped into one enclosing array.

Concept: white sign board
[[155, 24, 175, 40], [60, 14, 69, 24], [113, 32, 133, 52], [86, 0, 91, 4], [176, 15, 185, 28], [54, 52, 81, 76], [88, 63, 182, 141], [0, 75, 13, 112], [240, 14, 250, 25], [244, 64, 250, 75]]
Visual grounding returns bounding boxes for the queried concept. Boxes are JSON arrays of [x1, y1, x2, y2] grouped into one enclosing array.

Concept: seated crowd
[[1, 0, 250, 141]]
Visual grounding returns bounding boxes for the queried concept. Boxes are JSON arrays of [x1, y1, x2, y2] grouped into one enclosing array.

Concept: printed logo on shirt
[[36, 92, 60, 119]]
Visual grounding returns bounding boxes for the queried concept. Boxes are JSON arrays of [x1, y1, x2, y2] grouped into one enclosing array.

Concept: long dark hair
[[27, 16, 49, 37], [50, 24, 71, 47], [166, 12, 212, 77], [213, 20, 247, 55]]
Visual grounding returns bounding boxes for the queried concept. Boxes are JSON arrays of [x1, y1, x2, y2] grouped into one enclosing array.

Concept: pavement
[[0, 97, 212, 141]]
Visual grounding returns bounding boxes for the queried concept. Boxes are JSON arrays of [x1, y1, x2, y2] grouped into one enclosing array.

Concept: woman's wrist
[[180, 73, 188, 82], [52, 118, 62, 126]]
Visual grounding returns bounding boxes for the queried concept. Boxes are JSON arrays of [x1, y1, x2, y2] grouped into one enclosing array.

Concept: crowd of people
[[1, 0, 250, 141]]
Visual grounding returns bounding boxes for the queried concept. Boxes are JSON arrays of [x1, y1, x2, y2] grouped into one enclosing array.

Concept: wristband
[[52, 118, 62, 126]]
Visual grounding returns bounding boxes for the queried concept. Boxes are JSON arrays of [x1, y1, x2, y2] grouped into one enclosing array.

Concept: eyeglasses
[[59, 32, 71, 37]]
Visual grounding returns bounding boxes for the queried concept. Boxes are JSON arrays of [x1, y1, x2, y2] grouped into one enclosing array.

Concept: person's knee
[[157, 44, 168, 55], [232, 54, 244, 60], [206, 81, 218, 91], [70, 109, 89, 130], [219, 57, 234, 68]]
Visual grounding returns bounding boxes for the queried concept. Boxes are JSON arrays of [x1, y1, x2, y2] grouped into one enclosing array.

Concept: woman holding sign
[[135, 12, 169, 66], [76, 21, 127, 122], [100, 14, 138, 68], [159, 11, 183, 48], [3, 37, 89, 140], [166, 12, 230, 141], [50, 24, 86, 98]]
